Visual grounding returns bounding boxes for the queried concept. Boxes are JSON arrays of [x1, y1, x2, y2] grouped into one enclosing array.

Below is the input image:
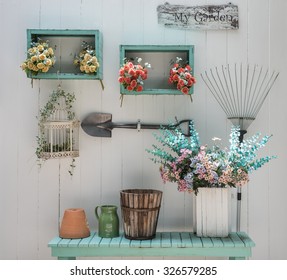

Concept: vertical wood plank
[[268, 0, 287, 260]]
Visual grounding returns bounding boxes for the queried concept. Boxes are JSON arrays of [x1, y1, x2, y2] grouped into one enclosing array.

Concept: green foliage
[[36, 88, 77, 176], [147, 121, 275, 194]]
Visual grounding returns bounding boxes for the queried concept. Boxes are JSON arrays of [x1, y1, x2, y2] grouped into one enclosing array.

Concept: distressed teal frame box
[[119, 45, 194, 95], [26, 29, 103, 80]]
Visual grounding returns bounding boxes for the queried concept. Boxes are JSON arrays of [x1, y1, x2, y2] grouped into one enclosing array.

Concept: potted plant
[[147, 121, 275, 236]]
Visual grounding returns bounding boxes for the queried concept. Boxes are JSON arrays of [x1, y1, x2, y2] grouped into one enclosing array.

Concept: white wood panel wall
[[0, 0, 286, 259]]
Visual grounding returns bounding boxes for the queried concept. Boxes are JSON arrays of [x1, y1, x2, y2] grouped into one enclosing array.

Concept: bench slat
[[220, 236, 235, 247], [211, 237, 224, 247], [180, 232, 192, 247], [237, 231, 256, 247], [150, 232, 161, 248], [189, 233, 203, 247], [171, 232, 182, 247], [88, 233, 102, 247], [48, 231, 255, 259], [79, 232, 97, 247], [109, 234, 124, 247], [161, 232, 171, 247], [229, 232, 245, 247]]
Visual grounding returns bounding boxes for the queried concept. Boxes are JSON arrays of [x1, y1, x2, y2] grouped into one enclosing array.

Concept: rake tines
[[201, 64, 279, 130], [201, 63, 279, 232]]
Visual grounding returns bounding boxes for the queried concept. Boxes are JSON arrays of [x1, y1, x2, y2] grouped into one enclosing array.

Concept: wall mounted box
[[26, 29, 103, 80], [119, 45, 194, 95]]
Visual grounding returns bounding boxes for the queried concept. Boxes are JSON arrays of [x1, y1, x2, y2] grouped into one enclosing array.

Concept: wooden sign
[[157, 2, 239, 30]]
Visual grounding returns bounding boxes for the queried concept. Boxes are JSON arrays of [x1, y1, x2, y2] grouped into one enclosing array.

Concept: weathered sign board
[[157, 2, 239, 30]]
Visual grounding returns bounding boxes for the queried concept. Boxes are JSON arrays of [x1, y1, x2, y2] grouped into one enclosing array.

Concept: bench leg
[[229, 257, 246, 260], [58, 257, 76, 260]]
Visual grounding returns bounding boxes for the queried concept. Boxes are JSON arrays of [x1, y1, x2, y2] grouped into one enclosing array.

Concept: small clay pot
[[59, 208, 90, 239]]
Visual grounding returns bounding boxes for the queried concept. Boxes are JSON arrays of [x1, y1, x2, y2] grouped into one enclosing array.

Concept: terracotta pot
[[59, 208, 90, 239]]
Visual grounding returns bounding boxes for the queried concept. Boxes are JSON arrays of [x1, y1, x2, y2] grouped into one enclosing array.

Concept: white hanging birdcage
[[38, 89, 79, 160], [40, 120, 79, 159]]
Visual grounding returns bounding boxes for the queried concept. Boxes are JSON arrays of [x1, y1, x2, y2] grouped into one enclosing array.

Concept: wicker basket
[[120, 189, 162, 240]]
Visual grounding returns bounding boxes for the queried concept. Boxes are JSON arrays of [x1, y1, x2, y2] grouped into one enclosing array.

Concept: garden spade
[[81, 112, 192, 137]]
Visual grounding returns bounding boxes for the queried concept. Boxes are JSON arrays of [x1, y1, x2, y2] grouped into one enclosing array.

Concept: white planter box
[[193, 187, 231, 237]]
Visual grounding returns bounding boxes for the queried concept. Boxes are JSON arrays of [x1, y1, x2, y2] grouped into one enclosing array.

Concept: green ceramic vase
[[95, 205, 119, 238]]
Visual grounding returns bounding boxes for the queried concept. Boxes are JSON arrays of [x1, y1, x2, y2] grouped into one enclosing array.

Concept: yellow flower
[[27, 62, 34, 69], [28, 48, 34, 54], [89, 65, 96, 72], [37, 44, 44, 51], [39, 54, 46, 61], [84, 53, 92, 61], [28, 47, 37, 55], [37, 63, 45, 69], [48, 47, 54, 55], [75, 42, 99, 74], [45, 59, 52, 66], [20, 63, 27, 70], [91, 56, 98, 63], [85, 66, 90, 73], [31, 56, 38, 62], [42, 66, 49, 73]]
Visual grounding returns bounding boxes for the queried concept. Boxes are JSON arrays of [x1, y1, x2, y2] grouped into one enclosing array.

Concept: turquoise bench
[[48, 231, 255, 260]]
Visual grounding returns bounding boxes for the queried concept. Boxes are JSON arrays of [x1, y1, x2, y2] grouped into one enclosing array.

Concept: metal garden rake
[[201, 63, 279, 230]]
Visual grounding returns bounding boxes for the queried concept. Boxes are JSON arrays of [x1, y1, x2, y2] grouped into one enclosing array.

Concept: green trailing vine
[[36, 87, 77, 175], [38, 87, 76, 125]]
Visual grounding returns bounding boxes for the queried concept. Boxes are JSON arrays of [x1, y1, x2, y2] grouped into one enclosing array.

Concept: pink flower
[[187, 79, 194, 87], [168, 59, 196, 94], [130, 79, 137, 88], [118, 59, 150, 92], [181, 87, 189, 94], [178, 79, 185, 87], [141, 73, 147, 80], [119, 68, 125, 76], [185, 73, 192, 79], [173, 74, 179, 82], [136, 69, 142, 76], [127, 62, 134, 68], [136, 85, 143, 92], [128, 68, 136, 76], [124, 77, 131, 84], [118, 76, 125, 83]]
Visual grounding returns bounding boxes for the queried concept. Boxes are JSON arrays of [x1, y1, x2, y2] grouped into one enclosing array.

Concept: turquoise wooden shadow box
[[119, 45, 194, 95], [26, 29, 103, 80]]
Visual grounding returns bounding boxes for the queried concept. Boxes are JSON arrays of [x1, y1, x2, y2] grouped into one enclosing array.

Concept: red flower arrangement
[[118, 58, 151, 92], [168, 57, 196, 94]]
